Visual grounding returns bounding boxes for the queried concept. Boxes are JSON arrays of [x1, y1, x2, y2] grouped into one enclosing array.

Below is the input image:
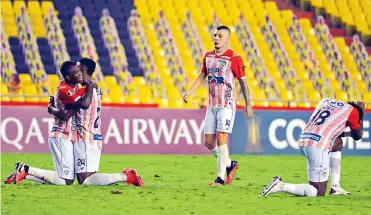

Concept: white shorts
[[204, 107, 236, 134], [300, 146, 330, 182], [49, 138, 102, 180], [74, 140, 102, 174]]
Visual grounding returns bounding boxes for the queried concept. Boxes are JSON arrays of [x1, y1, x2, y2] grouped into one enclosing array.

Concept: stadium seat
[[2, 0, 369, 108], [19, 74, 32, 85], [1, 84, 10, 102], [24, 84, 39, 102]]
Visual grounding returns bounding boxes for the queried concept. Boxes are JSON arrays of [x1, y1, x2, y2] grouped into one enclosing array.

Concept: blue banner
[[230, 110, 371, 156]]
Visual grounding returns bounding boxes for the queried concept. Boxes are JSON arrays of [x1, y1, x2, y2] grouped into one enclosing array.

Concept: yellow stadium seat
[[1, 84, 10, 102], [27, 1, 42, 15], [24, 84, 39, 102], [335, 91, 349, 101], [363, 92, 371, 103], [102, 95, 111, 103], [104, 75, 118, 86], [13, 0, 26, 14], [169, 99, 184, 109], [41, 1, 56, 15], [126, 95, 140, 104], [308, 91, 321, 101], [19, 74, 32, 85], [140, 95, 155, 104], [10, 89, 25, 102], [133, 76, 146, 85], [154, 97, 169, 108], [98, 81, 108, 92], [1, 1, 14, 16]]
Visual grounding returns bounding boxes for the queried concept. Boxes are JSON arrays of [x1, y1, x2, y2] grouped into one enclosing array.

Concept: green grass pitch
[[1, 153, 371, 215]]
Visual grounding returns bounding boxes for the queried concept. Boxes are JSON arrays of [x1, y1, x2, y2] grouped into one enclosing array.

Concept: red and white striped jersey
[[201, 49, 246, 109], [76, 88, 103, 145], [50, 81, 86, 141], [298, 98, 360, 151]]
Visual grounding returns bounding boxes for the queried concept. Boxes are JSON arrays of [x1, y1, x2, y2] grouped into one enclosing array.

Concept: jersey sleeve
[[200, 52, 208, 73], [231, 55, 246, 80], [347, 107, 360, 130], [58, 86, 84, 105]]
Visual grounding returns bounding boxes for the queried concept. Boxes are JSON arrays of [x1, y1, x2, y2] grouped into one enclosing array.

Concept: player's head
[[60, 61, 83, 84], [213, 26, 230, 50], [347, 101, 364, 121], [102, 8, 110, 17], [77, 57, 96, 80], [75, 7, 82, 16]]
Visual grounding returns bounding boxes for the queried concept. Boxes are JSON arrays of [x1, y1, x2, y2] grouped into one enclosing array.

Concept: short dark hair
[[78, 58, 96, 76], [60, 61, 76, 78], [216, 25, 230, 34], [347, 101, 364, 121]]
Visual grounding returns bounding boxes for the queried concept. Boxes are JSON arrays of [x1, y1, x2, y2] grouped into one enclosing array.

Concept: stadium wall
[[1, 104, 370, 156]]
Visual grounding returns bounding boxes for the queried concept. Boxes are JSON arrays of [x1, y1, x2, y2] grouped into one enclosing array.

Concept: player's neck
[[66, 80, 76, 87], [215, 47, 228, 55]]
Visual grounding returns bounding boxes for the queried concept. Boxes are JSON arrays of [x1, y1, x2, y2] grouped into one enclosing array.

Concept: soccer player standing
[[183, 26, 253, 185], [260, 99, 364, 197]]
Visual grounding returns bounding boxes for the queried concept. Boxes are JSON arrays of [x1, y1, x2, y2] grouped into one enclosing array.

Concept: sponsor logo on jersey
[[220, 55, 231, 60], [298, 132, 322, 142], [208, 68, 219, 73]]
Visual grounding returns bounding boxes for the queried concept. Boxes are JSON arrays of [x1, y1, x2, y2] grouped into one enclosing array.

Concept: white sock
[[217, 144, 229, 180], [330, 151, 341, 187], [210, 146, 218, 158], [28, 167, 66, 185], [210, 146, 232, 168], [282, 183, 317, 197], [25, 175, 49, 184], [82, 173, 127, 185]]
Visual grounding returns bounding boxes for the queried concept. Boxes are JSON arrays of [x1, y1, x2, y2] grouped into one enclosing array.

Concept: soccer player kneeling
[[260, 99, 364, 197]]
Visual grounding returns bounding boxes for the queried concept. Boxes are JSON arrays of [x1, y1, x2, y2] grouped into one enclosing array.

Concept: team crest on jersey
[[218, 60, 227, 65], [67, 90, 74, 96]]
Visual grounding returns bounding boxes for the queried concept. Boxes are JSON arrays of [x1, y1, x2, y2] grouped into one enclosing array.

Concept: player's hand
[[90, 80, 99, 89], [49, 95, 55, 107], [244, 105, 253, 120], [182, 92, 189, 103]]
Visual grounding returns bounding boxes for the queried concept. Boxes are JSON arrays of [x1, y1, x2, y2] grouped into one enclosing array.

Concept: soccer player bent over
[[260, 99, 364, 197], [183, 26, 253, 185]]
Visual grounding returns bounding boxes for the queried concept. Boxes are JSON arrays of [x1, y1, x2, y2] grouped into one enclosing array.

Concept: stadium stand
[[1, 0, 370, 107]]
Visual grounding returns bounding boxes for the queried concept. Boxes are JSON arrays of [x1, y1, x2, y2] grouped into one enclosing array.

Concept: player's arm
[[48, 104, 78, 121], [239, 78, 251, 107], [47, 96, 78, 120], [183, 72, 207, 103], [233, 56, 253, 119], [342, 101, 364, 140], [74, 81, 98, 110], [183, 54, 207, 103]]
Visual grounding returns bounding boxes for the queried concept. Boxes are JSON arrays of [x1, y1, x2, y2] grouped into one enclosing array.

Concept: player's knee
[[204, 135, 216, 149], [331, 138, 343, 152], [307, 186, 318, 197], [76, 172, 95, 184], [204, 142, 216, 150], [65, 179, 74, 185]]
